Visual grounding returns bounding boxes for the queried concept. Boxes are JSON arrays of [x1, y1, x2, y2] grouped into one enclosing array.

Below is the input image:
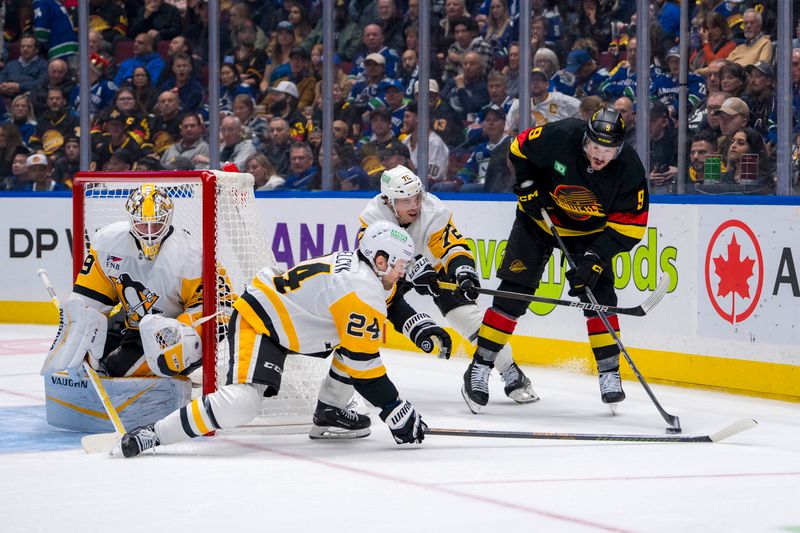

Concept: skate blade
[[308, 425, 371, 440], [461, 385, 486, 414], [606, 402, 621, 415], [507, 387, 541, 404]]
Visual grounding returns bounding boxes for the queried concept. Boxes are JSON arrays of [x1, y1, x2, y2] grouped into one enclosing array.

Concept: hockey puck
[[666, 427, 682, 434]]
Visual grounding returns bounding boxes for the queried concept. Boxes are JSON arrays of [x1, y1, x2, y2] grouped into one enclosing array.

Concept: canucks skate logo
[[111, 273, 160, 326], [551, 185, 604, 221]]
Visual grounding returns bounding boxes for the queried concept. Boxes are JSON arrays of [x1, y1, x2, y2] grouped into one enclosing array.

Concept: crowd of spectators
[[0, 0, 797, 195]]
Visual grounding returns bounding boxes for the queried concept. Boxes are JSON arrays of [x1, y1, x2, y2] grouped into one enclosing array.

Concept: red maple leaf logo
[[712, 234, 755, 318]]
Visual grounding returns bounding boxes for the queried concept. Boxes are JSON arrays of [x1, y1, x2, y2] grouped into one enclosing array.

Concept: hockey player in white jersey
[[119, 221, 432, 456], [360, 166, 538, 410], [43, 184, 205, 380]]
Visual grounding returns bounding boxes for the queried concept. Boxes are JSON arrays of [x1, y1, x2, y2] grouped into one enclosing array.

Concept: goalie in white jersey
[[118, 221, 432, 457], [43, 184, 205, 380], [359, 165, 538, 408]]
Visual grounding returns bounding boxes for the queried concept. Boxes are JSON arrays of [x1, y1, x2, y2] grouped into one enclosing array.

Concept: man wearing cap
[[413, 78, 464, 149], [727, 8, 773, 67], [383, 80, 408, 136], [345, 53, 393, 118], [265, 80, 308, 141], [351, 23, 400, 81], [744, 61, 776, 142], [269, 47, 315, 110], [557, 49, 609, 98], [454, 104, 513, 193], [713, 96, 750, 150], [91, 113, 146, 170], [20, 153, 65, 192], [29, 87, 79, 157], [401, 101, 449, 186], [651, 46, 707, 113], [68, 53, 117, 119], [506, 67, 580, 136], [231, 21, 268, 90]]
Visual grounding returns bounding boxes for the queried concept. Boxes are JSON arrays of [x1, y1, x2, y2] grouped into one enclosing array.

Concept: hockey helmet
[[359, 220, 415, 277], [380, 165, 425, 220], [126, 184, 174, 260], [585, 109, 626, 148]]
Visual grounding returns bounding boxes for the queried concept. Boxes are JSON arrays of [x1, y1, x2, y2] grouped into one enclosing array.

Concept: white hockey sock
[[445, 305, 517, 373], [317, 370, 354, 409]]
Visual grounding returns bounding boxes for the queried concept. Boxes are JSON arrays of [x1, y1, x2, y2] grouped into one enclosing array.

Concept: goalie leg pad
[[42, 299, 108, 376], [140, 314, 203, 377]]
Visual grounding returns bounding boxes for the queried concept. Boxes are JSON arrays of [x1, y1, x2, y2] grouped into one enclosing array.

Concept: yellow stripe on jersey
[[253, 276, 300, 352], [180, 275, 203, 319], [75, 247, 118, 305], [233, 297, 271, 336], [235, 314, 259, 384], [442, 250, 473, 272], [329, 292, 385, 356], [331, 357, 386, 380], [190, 397, 210, 435], [607, 221, 646, 240], [509, 137, 526, 159], [531, 216, 604, 237], [427, 215, 471, 267]]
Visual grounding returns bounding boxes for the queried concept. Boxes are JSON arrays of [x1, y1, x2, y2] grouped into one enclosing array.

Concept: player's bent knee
[[206, 383, 265, 429]]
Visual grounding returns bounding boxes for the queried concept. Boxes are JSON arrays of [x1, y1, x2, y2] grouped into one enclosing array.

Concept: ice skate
[[500, 363, 540, 404], [599, 370, 625, 411], [118, 425, 160, 458], [309, 401, 371, 439], [461, 359, 491, 414]]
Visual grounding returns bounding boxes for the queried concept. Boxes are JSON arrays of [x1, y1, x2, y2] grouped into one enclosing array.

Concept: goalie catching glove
[[140, 314, 203, 377], [402, 313, 452, 359], [379, 399, 426, 444], [42, 299, 107, 376], [405, 255, 440, 297]]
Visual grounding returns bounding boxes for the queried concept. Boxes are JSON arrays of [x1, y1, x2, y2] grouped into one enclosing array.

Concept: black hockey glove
[[566, 250, 604, 297], [406, 255, 441, 297], [513, 180, 545, 218], [454, 265, 480, 302], [380, 399, 427, 444], [403, 313, 452, 359]]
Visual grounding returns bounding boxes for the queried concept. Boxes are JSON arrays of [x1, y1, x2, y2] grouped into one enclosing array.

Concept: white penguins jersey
[[233, 251, 392, 360], [72, 221, 204, 328], [358, 193, 472, 273]]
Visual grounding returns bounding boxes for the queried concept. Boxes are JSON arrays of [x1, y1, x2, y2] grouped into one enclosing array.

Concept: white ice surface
[[1, 324, 798, 533]]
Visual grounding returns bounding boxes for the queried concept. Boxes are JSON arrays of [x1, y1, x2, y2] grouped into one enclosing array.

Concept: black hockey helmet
[[586, 109, 626, 148]]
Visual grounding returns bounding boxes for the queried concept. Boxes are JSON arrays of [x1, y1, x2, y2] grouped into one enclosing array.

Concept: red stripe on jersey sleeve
[[607, 211, 648, 226]]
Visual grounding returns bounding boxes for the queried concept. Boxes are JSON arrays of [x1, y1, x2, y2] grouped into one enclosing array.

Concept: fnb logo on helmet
[[390, 230, 408, 241]]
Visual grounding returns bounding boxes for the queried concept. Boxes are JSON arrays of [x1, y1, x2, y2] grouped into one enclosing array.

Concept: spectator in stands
[[401, 101, 449, 187], [529, 15, 554, 60], [414, 79, 464, 149], [345, 53, 393, 124], [381, 141, 413, 172], [398, 49, 419, 98], [226, 3, 268, 53], [131, 66, 158, 113], [656, 0, 681, 42], [281, 142, 319, 190], [504, 42, 521, 98], [30, 87, 78, 156], [69, 53, 117, 121], [262, 116, 293, 176], [244, 153, 283, 191], [455, 103, 513, 193], [261, 21, 296, 89], [220, 63, 257, 114], [302, 1, 361, 63], [233, 94, 269, 148], [149, 90, 182, 157], [20, 152, 64, 192], [3, 149, 31, 191], [101, 86, 152, 148], [272, 47, 316, 111], [744, 61, 776, 142], [0, 123, 23, 179], [133, 157, 164, 171], [573, 0, 612, 51], [329, 142, 371, 192], [266, 81, 308, 141], [351, 24, 401, 80], [102, 147, 137, 172], [727, 8, 773, 67], [51, 133, 79, 188], [443, 51, 490, 122], [714, 96, 751, 162], [704, 58, 730, 93], [600, 36, 639, 101], [0, 35, 47, 99], [232, 20, 268, 91], [33, 0, 78, 62], [184, 0, 210, 63], [506, 67, 580, 134], [445, 17, 492, 80], [115, 33, 166, 88], [89, 0, 129, 45], [560, 48, 609, 98], [161, 113, 209, 170], [688, 129, 720, 184], [690, 12, 735, 71], [437, 0, 471, 55], [721, 127, 774, 193], [285, 0, 313, 43], [158, 52, 205, 113], [651, 46, 707, 114], [380, 81, 406, 137], [578, 95, 605, 121], [7, 94, 37, 147], [212, 115, 256, 170], [613, 96, 637, 147], [156, 35, 200, 88], [129, 0, 183, 42], [696, 90, 730, 138], [484, 0, 513, 56], [31, 59, 75, 117], [649, 100, 678, 194], [375, 0, 406, 53], [719, 62, 747, 99], [359, 107, 404, 184], [92, 113, 145, 169]]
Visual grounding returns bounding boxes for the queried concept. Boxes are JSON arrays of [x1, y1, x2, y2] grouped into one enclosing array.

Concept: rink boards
[[1, 193, 798, 400]]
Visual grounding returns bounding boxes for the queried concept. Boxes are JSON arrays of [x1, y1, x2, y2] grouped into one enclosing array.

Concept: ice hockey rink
[[1, 324, 798, 533]]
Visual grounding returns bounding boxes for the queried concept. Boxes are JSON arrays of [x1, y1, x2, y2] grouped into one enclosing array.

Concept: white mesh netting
[[77, 172, 327, 427]]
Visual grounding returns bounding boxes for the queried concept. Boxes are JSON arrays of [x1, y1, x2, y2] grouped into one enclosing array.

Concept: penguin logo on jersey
[[111, 273, 161, 326]]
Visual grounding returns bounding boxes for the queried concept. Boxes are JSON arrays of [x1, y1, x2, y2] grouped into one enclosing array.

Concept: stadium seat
[[157, 40, 170, 61], [8, 42, 19, 61], [114, 40, 135, 66], [598, 51, 615, 70]]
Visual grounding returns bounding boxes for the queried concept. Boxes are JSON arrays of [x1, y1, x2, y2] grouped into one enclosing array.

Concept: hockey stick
[[426, 418, 756, 443], [438, 274, 669, 317], [538, 210, 681, 432], [37, 269, 127, 452]]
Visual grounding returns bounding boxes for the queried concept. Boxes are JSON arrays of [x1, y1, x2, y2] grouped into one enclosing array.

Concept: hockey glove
[[380, 399, 427, 444], [513, 180, 545, 218], [454, 265, 480, 302], [566, 250, 604, 297], [406, 255, 441, 297], [402, 313, 452, 359]]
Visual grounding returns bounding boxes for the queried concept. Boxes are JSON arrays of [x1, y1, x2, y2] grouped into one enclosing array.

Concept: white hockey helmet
[[359, 220, 415, 276], [125, 184, 174, 260], [380, 165, 425, 216]]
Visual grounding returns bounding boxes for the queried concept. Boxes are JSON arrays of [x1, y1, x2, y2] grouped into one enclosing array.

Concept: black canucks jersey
[[508, 118, 649, 261]]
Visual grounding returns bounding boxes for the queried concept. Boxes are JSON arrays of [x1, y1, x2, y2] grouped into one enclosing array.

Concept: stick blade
[[639, 271, 671, 315], [81, 432, 123, 454], [709, 418, 758, 442]]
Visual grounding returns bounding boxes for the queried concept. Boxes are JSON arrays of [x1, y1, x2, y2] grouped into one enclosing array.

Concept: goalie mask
[[380, 165, 425, 224], [359, 220, 415, 277], [126, 184, 174, 260]]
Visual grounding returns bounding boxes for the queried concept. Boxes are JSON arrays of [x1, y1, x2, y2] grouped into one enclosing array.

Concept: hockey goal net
[[72, 170, 326, 428]]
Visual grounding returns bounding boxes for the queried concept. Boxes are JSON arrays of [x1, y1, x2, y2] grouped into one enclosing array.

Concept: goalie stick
[[426, 419, 757, 443], [438, 272, 670, 317], [37, 269, 128, 453], [539, 209, 681, 432]]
